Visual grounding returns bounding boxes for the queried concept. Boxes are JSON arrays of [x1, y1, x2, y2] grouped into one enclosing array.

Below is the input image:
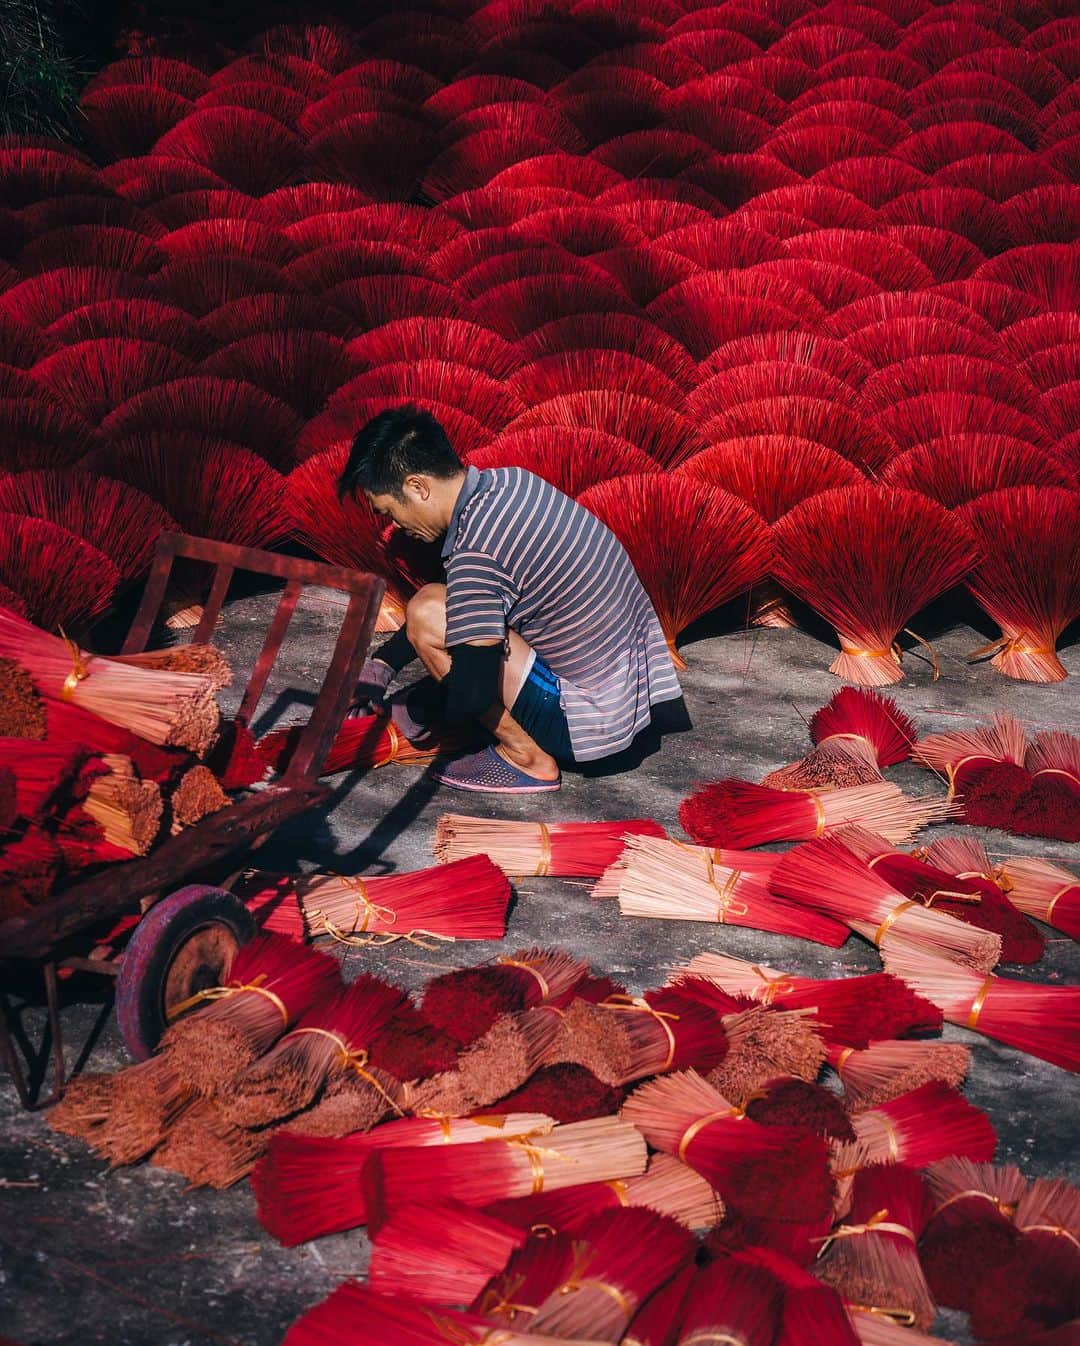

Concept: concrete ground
[[1, 585, 1077, 1346]]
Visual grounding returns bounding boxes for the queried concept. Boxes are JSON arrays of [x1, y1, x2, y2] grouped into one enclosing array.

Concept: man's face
[[366, 475, 443, 542]]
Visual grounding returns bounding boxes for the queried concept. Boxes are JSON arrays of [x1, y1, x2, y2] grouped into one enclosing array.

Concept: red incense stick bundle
[[293, 855, 511, 945], [0, 827, 62, 913], [0, 607, 220, 753], [847, 1311, 952, 1346], [223, 976, 409, 1128], [206, 718, 267, 789], [996, 854, 1080, 939], [710, 1006, 827, 1105], [256, 711, 448, 775], [1025, 730, 1080, 795], [0, 740, 104, 819], [363, 1117, 649, 1228], [526, 1207, 696, 1343], [621, 1262, 695, 1346], [45, 697, 189, 784], [912, 712, 1032, 826], [771, 835, 1002, 970], [434, 812, 666, 878], [472, 1231, 581, 1332], [829, 1040, 972, 1112], [593, 835, 849, 946], [765, 687, 916, 791], [882, 948, 1080, 1072], [251, 1112, 555, 1245], [368, 1199, 526, 1308], [676, 953, 943, 1049], [680, 778, 949, 849], [834, 1081, 997, 1171], [745, 1078, 856, 1143], [919, 1157, 1026, 1311], [481, 1062, 624, 1125], [621, 1069, 834, 1221], [734, 1245, 861, 1346], [159, 933, 342, 1094], [1014, 730, 1080, 843], [816, 1163, 936, 1331], [421, 947, 591, 1046], [676, 1259, 784, 1346], [837, 825, 1043, 964]]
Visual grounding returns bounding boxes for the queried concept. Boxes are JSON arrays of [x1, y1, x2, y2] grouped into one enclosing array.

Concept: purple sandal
[[431, 746, 561, 794]]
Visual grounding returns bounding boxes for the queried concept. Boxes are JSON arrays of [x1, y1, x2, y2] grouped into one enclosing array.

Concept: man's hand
[[350, 657, 394, 713]]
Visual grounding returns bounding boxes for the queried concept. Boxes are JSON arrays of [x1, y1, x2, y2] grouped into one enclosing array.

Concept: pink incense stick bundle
[[256, 711, 450, 775], [816, 1163, 937, 1331], [363, 1117, 649, 1229], [222, 975, 409, 1128], [621, 1069, 834, 1222], [0, 607, 220, 753], [367, 1199, 527, 1308], [421, 947, 591, 1046], [159, 932, 342, 1095], [772, 834, 1002, 970], [833, 1081, 997, 1172], [703, 1206, 834, 1271], [676, 1258, 785, 1346], [919, 1157, 1027, 1311], [472, 1229, 581, 1330], [293, 854, 511, 945], [733, 1245, 861, 1346], [912, 712, 1032, 826], [883, 948, 1080, 1072], [765, 687, 915, 791], [1025, 730, 1080, 796], [592, 834, 849, 946], [526, 1207, 696, 1343], [676, 953, 943, 1049], [680, 778, 949, 849], [836, 825, 1043, 964], [621, 1262, 695, 1346], [996, 854, 1080, 940], [434, 811, 666, 877], [45, 697, 189, 784], [829, 1040, 972, 1112]]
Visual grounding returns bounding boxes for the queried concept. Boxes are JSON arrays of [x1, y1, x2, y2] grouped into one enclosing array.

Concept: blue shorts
[[510, 655, 574, 763]]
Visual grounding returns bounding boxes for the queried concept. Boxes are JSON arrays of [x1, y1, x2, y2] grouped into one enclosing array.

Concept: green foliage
[[0, 1, 86, 138]]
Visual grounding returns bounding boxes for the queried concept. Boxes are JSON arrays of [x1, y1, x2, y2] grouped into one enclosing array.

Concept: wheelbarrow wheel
[[115, 885, 256, 1062]]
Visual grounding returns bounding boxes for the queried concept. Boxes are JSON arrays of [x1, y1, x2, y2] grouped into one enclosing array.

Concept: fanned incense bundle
[[256, 712, 450, 776], [676, 1259, 785, 1346], [251, 1113, 555, 1246], [920, 1158, 1027, 1311], [363, 1117, 649, 1228], [882, 949, 1080, 1073], [0, 607, 220, 753], [159, 933, 342, 1095], [592, 835, 848, 946], [222, 976, 408, 1128], [829, 1040, 971, 1112], [771, 835, 1002, 971], [526, 1207, 695, 1343], [766, 688, 917, 790], [996, 854, 1080, 940], [675, 953, 943, 1049], [367, 1199, 527, 1308], [421, 947, 591, 1045], [621, 1069, 834, 1221], [277, 1064, 405, 1140], [434, 812, 666, 878], [710, 1006, 827, 1105], [680, 779, 949, 849], [45, 1073, 114, 1142], [833, 1081, 998, 1171], [291, 855, 511, 945], [1015, 731, 1080, 844], [816, 1164, 936, 1332], [835, 825, 1042, 965]]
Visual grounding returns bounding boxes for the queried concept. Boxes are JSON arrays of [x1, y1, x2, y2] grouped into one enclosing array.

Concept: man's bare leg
[[405, 583, 560, 781]]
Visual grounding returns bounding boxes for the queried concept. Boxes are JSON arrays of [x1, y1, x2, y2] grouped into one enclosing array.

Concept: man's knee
[[405, 583, 447, 644]]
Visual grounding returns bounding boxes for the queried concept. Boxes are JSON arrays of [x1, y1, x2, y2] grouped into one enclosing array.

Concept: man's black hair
[[337, 405, 462, 501]]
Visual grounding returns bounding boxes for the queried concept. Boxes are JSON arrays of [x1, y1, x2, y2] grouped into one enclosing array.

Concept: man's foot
[[431, 745, 561, 793]]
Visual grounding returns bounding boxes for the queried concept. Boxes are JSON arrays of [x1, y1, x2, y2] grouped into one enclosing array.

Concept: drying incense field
[[1, 2, 1080, 1344]]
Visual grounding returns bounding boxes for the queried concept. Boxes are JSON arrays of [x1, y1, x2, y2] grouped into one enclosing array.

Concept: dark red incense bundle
[[368, 1199, 526, 1308], [0, 827, 62, 913], [703, 1205, 834, 1270], [621, 1262, 695, 1346], [1009, 775, 1080, 844], [471, 1230, 582, 1332], [771, 834, 1001, 970], [420, 947, 590, 1046], [251, 1112, 555, 1246], [525, 1207, 696, 1343], [205, 719, 267, 789], [676, 1259, 785, 1346], [481, 1063, 624, 1124], [771, 485, 980, 686], [912, 711, 1030, 821], [223, 976, 408, 1128], [621, 1069, 834, 1222], [816, 1164, 936, 1332], [958, 486, 1080, 682], [765, 687, 917, 790], [837, 825, 1043, 964], [883, 948, 1080, 1073], [919, 1157, 1026, 1311], [256, 712, 449, 775], [0, 513, 120, 631], [434, 813, 667, 878], [835, 1081, 997, 1171], [680, 778, 948, 849], [829, 1040, 972, 1113], [734, 1245, 861, 1346], [159, 932, 342, 1095], [678, 952, 943, 1049], [744, 1077, 856, 1143], [45, 698, 189, 785], [0, 740, 104, 820], [364, 1117, 648, 1230]]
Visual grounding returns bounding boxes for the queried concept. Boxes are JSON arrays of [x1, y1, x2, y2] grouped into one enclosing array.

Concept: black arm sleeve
[[444, 641, 504, 722], [375, 625, 417, 674]]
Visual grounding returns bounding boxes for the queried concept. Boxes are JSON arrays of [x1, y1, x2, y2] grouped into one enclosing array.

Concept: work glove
[[350, 657, 394, 714]]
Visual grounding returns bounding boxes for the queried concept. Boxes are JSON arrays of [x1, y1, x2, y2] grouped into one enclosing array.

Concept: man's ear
[[403, 473, 430, 500]]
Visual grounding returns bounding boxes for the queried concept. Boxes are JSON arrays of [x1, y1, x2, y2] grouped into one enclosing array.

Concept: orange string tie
[[165, 972, 289, 1026], [534, 822, 553, 877], [58, 630, 93, 701], [1018, 1224, 1080, 1252], [751, 966, 795, 1007], [967, 632, 1053, 664], [1044, 883, 1077, 924], [872, 899, 918, 948], [374, 720, 402, 768], [704, 853, 750, 923], [556, 1243, 634, 1323], [600, 995, 681, 1071], [285, 1029, 405, 1115], [498, 955, 551, 1001], [924, 888, 981, 907], [848, 1306, 918, 1327], [813, 1208, 918, 1259], [935, 1189, 1017, 1219], [677, 1091, 765, 1162], [966, 976, 995, 1030]]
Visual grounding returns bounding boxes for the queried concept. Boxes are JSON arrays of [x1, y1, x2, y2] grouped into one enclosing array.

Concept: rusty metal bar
[[120, 543, 177, 654], [237, 579, 302, 727], [193, 564, 234, 645]]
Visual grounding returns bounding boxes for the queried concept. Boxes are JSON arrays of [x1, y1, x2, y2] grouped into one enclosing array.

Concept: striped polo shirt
[[442, 466, 682, 761]]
